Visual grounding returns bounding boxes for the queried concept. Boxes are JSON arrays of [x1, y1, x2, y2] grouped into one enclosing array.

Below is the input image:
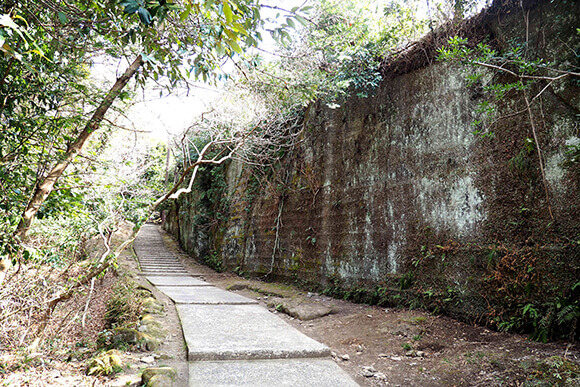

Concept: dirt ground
[[210, 277, 580, 386], [0, 244, 189, 387], [2, 227, 578, 386], [160, 228, 580, 387]]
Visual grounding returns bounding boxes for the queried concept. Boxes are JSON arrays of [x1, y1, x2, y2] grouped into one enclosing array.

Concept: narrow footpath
[[133, 224, 358, 386]]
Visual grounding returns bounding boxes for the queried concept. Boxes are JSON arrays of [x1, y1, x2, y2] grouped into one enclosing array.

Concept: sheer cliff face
[[164, 0, 579, 322]]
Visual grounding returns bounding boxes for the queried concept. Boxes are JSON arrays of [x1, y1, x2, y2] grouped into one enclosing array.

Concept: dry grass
[[0, 223, 136, 384]]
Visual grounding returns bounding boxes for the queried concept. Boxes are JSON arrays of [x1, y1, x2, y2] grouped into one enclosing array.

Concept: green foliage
[[0, 6, 104, 258], [483, 81, 525, 99], [507, 137, 536, 177], [25, 215, 94, 266], [117, 0, 308, 86], [562, 138, 580, 168], [241, 0, 429, 110], [312, 0, 428, 101], [175, 159, 230, 272], [203, 251, 224, 272], [486, 243, 580, 342], [194, 164, 231, 224], [436, 37, 546, 138], [1, 0, 309, 268], [532, 356, 580, 386], [0, 13, 47, 64], [436, 33, 580, 149], [436, 36, 471, 61], [115, 141, 169, 224], [399, 272, 415, 290]]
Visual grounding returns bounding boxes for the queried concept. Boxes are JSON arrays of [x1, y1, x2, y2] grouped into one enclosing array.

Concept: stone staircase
[[134, 224, 359, 386]]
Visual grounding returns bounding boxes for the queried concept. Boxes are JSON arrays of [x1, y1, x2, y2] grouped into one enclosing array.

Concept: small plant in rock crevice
[[437, 28, 580, 223]]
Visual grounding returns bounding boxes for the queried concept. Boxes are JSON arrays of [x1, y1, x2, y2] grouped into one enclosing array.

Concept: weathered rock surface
[[266, 297, 334, 321], [164, 0, 580, 327]]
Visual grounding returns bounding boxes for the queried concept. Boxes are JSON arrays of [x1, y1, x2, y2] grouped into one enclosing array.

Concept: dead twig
[[523, 90, 554, 220], [34, 235, 135, 340]]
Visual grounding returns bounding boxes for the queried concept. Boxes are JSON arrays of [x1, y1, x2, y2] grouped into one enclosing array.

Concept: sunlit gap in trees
[[88, 56, 221, 142], [86, 0, 303, 143]]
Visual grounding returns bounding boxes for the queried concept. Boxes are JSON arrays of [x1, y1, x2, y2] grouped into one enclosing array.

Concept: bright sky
[[98, 0, 305, 143]]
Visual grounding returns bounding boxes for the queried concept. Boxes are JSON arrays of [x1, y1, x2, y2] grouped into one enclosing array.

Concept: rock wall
[[164, 0, 580, 336]]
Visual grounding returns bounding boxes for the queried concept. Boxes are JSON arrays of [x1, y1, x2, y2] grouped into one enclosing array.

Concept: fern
[[556, 304, 579, 325]]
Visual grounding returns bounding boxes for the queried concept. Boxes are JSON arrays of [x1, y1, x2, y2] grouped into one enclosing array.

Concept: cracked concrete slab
[[176, 304, 330, 361]]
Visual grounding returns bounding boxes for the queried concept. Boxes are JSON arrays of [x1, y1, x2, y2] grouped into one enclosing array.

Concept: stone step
[[141, 272, 192, 277], [189, 359, 359, 387], [135, 255, 179, 259], [157, 286, 259, 305], [146, 276, 211, 287], [176, 304, 330, 361], [135, 224, 357, 385], [139, 260, 182, 263]]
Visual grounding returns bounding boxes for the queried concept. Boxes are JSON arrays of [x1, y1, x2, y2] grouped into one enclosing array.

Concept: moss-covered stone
[[112, 327, 141, 344], [142, 367, 177, 386], [146, 375, 173, 387], [139, 333, 162, 351]]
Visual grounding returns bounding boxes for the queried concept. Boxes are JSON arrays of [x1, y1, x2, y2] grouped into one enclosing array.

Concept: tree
[[157, 96, 304, 206], [236, 0, 430, 110], [0, 0, 307, 282]]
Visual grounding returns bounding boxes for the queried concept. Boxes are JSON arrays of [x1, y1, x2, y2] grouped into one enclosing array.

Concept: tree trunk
[[453, 0, 464, 22], [0, 55, 144, 283]]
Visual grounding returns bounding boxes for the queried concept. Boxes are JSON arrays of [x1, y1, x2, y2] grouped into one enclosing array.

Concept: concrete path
[[134, 224, 358, 386]]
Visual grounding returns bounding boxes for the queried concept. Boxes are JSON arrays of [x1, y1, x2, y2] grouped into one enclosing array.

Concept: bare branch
[[523, 91, 554, 221], [474, 61, 576, 81], [102, 117, 151, 133]]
